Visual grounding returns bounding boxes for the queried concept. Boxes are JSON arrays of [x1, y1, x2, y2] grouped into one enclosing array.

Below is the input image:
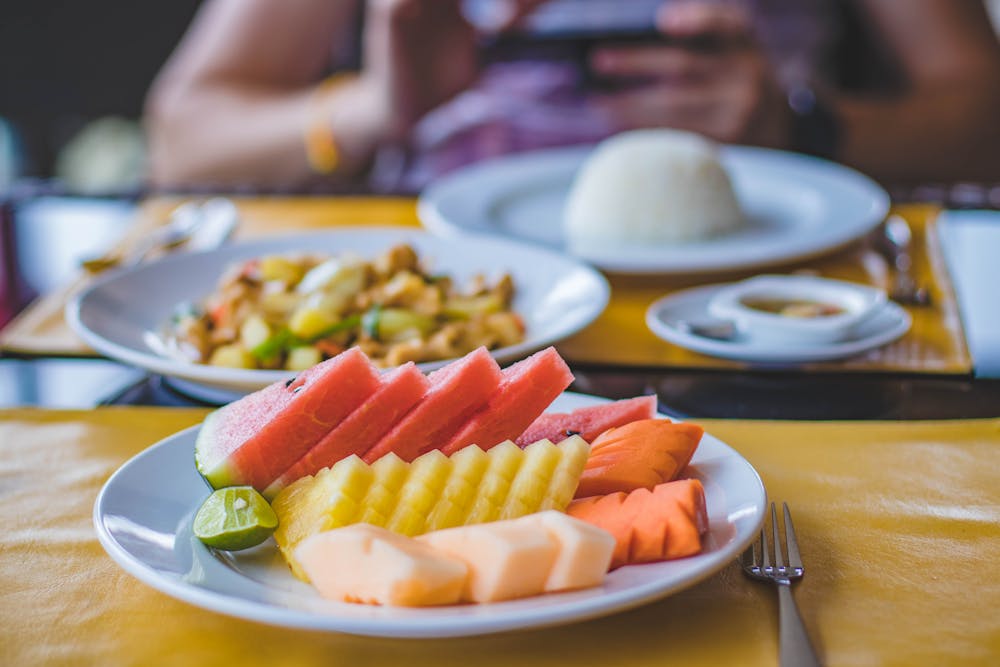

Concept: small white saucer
[[646, 283, 912, 364]]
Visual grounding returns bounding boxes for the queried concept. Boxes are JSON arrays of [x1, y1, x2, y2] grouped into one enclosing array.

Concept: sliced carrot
[[575, 420, 703, 499], [566, 478, 708, 569]]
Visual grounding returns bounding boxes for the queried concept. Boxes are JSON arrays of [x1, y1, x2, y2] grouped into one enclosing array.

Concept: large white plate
[[94, 391, 766, 638], [646, 283, 912, 363], [67, 228, 609, 402], [419, 144, 890, 275]]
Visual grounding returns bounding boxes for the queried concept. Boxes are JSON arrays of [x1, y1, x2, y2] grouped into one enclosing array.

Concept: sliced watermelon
[[439, 347, 574, 456], [361, 347, 503, 463], [263, 362, 430, 498], [195, 347, 381, 491], [515, 395, 657, 447]]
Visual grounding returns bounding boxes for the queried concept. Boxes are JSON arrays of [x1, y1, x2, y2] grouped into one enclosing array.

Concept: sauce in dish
[[739, 297, 845, 319]]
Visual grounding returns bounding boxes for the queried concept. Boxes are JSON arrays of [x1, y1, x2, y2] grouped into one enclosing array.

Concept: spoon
[[880, 215, 932, 306], [674, 318, 739, 341], [81, 199, 238, 273]]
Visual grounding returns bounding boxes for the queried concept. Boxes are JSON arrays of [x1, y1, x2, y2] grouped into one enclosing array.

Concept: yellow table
[[3, 408, 997, 665], [0, 198, 970, 375]]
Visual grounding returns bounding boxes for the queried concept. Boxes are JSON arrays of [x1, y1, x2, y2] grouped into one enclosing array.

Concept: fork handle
[[777, 584, 822, 667]]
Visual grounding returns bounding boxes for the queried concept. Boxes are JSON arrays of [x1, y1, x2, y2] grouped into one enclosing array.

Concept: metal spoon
[[674, 318, 739, 341], [81, 199, 239, 273], [880, 215, 932, 306], [82, 202, 205, 273]]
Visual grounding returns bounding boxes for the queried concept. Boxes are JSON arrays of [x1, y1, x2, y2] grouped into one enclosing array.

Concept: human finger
[[483, 0, 554, 32], [590, 45, 718, 80], [656, 1, 752, 41]]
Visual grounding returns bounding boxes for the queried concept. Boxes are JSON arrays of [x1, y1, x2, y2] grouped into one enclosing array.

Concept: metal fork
[[741, 502, 822, 667]]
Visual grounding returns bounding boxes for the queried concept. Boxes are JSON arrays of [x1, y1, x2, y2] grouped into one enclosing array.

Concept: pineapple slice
[[540, 435, 590, 510], [464, 441, 522, 524], [272, 455, 373, 580], [425, 445, 488, 531], [271, 438, 592, 578], [319, 456, 374, 527], [500, 439, 560, 520], [357, 453, 409, 526], [386, 450, 452, 536]]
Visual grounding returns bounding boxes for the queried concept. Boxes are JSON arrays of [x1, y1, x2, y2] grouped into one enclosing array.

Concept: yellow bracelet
[[304, 74, 355, 175]]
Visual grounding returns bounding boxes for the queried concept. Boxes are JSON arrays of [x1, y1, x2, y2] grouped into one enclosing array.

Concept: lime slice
[[193, 486, 279, 551]]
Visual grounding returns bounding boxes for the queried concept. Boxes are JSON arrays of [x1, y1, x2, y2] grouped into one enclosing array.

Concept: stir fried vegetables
[[168, 244, 525, 370]]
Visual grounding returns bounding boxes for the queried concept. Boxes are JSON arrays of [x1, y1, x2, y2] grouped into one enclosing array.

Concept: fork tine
[[783, 502, 803, 569], [760, 503, 773, 570], [771, 502, 784, 569]]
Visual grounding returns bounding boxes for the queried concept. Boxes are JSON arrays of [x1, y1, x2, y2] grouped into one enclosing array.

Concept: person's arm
[[146, 0, 367, 186], [145, 0, 478, 187], [835, 0, 1000, 182], [588, 0, 1000, 183]]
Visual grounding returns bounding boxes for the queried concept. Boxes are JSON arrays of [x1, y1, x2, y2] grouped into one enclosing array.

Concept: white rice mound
[[564, 129, 744, 248]]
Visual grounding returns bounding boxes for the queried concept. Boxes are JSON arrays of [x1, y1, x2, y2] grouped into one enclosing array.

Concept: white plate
[[647, 284, 912, 363], [94, 391, 766, 638], [67, 228, 609, 402], [419, 144, 889, 275]]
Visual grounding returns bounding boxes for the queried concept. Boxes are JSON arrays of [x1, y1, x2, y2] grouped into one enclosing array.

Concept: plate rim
[[93, 391, 767, 638], [418, 144, 890, 275], [645, 283, 913, 363], [67, 227, 610, 397]]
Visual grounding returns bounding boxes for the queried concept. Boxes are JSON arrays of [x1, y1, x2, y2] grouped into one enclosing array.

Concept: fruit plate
[[66, 227, 610, 404], [94, 392, 767, 638]]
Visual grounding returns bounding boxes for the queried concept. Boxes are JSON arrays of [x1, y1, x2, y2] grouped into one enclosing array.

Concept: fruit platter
[[94, 347, 766, 637]]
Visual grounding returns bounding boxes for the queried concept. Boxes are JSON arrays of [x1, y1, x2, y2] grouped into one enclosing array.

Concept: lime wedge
[[193, 486, 279, 551]]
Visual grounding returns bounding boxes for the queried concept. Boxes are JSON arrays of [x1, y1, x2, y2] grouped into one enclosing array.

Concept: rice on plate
[[563, 129, 745, 251]]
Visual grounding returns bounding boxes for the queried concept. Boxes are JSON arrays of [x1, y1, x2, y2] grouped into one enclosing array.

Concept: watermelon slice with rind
[[263, 362, 430, 498], [515, 395, 657, 447], [439, 347, 574, 456], [362, 347, 503, 464], [195, 346, 381, 491]]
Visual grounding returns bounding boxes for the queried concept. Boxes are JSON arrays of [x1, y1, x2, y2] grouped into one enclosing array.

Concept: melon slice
[[295, 524, 468, 606], [361, 347, 502, 463], [515, 395, 657, 446], [263, 363, 429, 498], [439, 347, 574, 456], [194, 347, 381, 491]]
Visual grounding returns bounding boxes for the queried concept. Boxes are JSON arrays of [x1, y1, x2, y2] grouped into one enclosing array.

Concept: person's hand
[[589, 1, 791, 147], [361, 0, 479, 142]]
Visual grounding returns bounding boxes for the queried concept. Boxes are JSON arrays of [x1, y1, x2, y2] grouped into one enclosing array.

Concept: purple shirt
[[374, 0, 841, 191]]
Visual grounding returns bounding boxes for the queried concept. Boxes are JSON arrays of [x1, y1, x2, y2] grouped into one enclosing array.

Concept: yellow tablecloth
[[0, 198, 970, 374], [3, 408, 998, 665]]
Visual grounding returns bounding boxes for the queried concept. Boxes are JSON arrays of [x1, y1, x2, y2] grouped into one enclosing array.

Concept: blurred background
[[0, 0, 201, 193], [2, 0, 1000, 194], [2, 0, 1000, 332]]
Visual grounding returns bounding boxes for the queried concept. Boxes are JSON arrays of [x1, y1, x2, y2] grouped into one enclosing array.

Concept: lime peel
[[193, 486, 279, 551]]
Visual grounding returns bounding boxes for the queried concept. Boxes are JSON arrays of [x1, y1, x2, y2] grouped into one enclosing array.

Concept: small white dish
[[67, 228, 610, 402], [707, 275, 887, 346], [647, 283, 911, 364], [93, 391, 766, 638]]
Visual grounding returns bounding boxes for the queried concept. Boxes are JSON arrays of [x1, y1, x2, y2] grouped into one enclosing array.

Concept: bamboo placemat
[[559, 205, 970, 373]]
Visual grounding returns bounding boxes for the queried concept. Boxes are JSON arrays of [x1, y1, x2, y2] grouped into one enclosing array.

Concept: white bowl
[[707, 275, 887, 345]]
